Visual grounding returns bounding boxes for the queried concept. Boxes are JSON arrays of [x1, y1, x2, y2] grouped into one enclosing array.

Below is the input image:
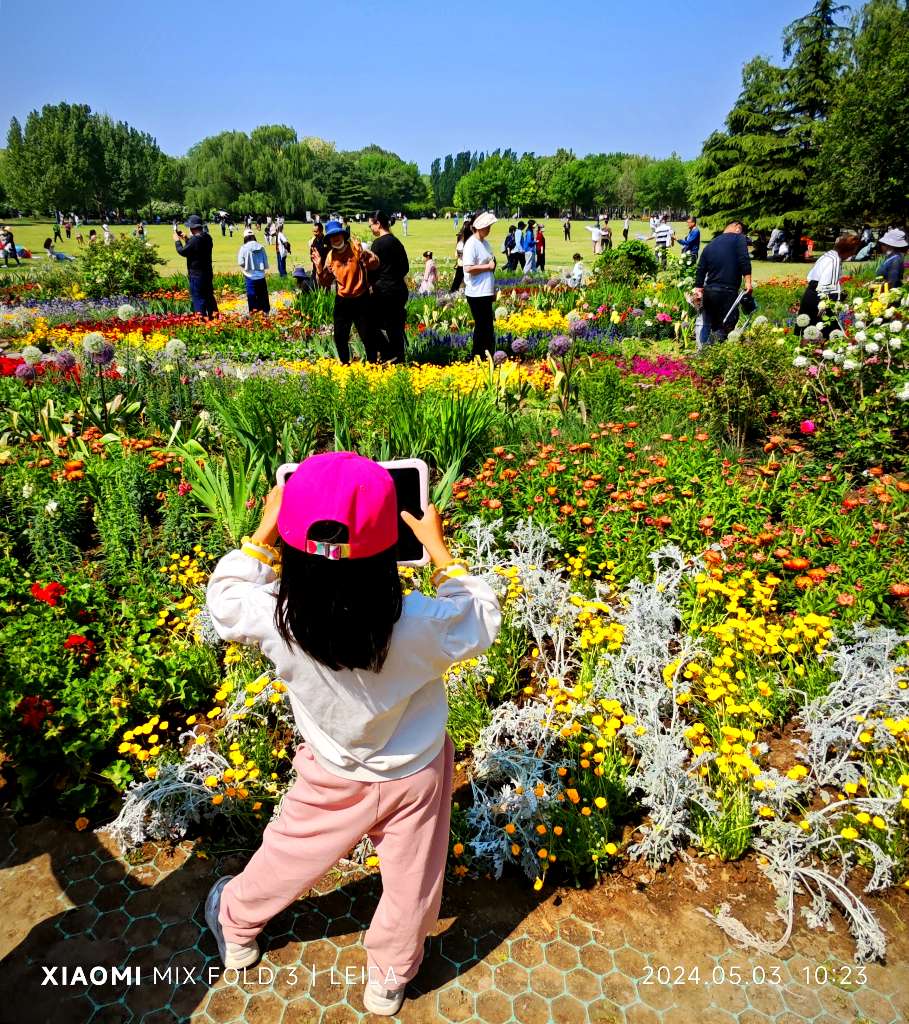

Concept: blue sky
[[3, 0, 856, 170]]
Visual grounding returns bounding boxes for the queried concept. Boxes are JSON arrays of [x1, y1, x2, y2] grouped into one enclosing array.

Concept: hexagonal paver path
[[2, 815, 908, 1023]]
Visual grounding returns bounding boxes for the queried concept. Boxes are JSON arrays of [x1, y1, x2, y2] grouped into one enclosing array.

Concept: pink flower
[[177, 481, 192, 496], [800, 420, 816, 434]]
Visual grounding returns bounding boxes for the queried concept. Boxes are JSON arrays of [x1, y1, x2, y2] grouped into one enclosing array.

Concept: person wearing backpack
[[314, 220, 383, 363]]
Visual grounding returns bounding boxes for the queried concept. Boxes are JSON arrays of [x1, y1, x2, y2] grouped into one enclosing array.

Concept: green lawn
[[3, 218, 812, 284]]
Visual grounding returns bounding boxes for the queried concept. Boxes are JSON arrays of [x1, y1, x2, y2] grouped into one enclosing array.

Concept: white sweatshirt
[[206, 549, 501, 781]]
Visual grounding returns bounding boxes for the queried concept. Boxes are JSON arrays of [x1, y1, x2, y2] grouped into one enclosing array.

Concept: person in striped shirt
[[646, 215, 675, 266], [797, 233, 860, 338]]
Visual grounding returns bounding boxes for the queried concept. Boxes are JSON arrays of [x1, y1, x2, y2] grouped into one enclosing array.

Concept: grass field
[[2, 217, 816, 285]]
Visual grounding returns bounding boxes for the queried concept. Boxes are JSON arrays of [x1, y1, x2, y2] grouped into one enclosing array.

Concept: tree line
[[2, 1, 904, 228], [692, 0, 909, 231]]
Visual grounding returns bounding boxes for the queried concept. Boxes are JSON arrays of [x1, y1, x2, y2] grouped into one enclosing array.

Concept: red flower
[[30, 581, 67, 606], [17, 695, 55, 730]]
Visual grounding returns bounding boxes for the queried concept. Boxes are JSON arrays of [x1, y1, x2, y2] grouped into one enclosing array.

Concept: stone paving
[[1, 815, 907, 1024]]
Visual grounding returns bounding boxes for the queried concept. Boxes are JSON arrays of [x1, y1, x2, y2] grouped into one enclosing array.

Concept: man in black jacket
[[174, 214, 218, 317], [693, 220, 753, 345]]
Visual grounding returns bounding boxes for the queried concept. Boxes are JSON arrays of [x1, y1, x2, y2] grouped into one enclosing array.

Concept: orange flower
[[890, 583, 909, 597], [782, 557, 810, 571], [74, 817, 89, 831]]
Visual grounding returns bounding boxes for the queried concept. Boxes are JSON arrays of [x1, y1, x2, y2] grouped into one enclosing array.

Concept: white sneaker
[[204, 875, 260, 970], [363, 980, 406, 1016]]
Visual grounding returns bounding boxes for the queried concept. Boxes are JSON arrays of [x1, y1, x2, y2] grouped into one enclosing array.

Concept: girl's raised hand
[[400, 503, 452, 566], [251, 484, 284, 547]]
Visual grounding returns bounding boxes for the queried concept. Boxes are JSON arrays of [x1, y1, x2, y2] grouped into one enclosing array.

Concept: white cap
[[880, 228, 907, 248], [472, 211, 497, 230]]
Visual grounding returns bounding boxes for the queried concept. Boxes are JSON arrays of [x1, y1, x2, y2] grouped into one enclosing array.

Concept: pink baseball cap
[[277, 452, 398, 559]]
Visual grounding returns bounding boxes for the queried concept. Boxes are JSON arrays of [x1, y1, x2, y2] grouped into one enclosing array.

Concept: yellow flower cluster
[[494, 565, 525, 606], [495, 308, 569, 336], [278, 356, 552, 395], [569, 595, 625, 652], [156, 548, 209, 633], [118, 715, 169, 772]]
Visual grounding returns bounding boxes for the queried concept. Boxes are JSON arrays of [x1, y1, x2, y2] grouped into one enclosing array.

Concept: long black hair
[[274, 521, 403, 673]]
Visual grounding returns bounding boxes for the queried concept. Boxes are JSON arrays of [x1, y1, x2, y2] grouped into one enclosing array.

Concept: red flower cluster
[[0, 356, 80, 381], [17, 695, 55, 730], [30, 581, 67, 606], [63, 634, 96, 659]]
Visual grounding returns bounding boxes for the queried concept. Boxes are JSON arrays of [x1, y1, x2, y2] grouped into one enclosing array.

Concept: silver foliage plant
[[708, 624, 908, 963], [103, 673, 296, 850]]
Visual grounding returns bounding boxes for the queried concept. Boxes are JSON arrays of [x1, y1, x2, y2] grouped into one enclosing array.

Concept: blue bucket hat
[[185, 214, 204, 229], [323, 220, 344, 237]]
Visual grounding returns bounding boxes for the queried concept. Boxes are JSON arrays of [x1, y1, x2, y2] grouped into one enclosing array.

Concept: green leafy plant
[[79, 236, 166, 297]]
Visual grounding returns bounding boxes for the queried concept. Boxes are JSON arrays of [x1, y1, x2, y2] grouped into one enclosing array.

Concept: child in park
[[418, 249, 438, 294], [204, 452, 501, 1016]]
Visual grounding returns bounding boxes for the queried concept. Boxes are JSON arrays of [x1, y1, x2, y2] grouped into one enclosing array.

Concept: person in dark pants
[[309, 222, 330, 287], [175, 215, 218, 318], [1, 226, 21, 266], [314, 220, 382, 364], [693, 220, 753, 345], [463, 212, 498, 359], [237, 227, 271, 314], [368, 211, 410, 363]]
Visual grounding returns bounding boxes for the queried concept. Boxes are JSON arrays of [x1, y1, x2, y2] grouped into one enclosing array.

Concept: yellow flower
[[839, 827, 859, 840], [511, 843, 521, 856], [604, 842, 618, 856], [203, 775, 219, 788], [594, 797, 607, 809], [533, 877, 543, 891]]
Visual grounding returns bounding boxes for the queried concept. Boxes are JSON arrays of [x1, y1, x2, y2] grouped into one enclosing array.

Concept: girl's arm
[[205, 486, 283, 645]]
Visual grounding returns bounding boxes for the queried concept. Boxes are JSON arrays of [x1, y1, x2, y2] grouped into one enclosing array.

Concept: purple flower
[[55, 350, 77, 370], [15, 363, 36, 381], [91, 342, 116, 366], [493, 350, 507, 365], [548, 335, 571, 357], [511, 337, 529, 354]]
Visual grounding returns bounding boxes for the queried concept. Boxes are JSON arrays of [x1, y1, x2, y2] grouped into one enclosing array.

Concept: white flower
[[842, 359, 859, 371], [22, 483, 33, 499], [494, 306, 508, 320], [854, 331, 866, 344], [872, 317, 883, 325], [828, 329, 844, 341], [117, 303, 136, 321], [852, 297, 864, 308], [896, 382, 909, 402], [45, 500, 58, 515], [890, 320, 903, 333], [164, 338, 187, 360], [793, 355, 809, 368], [818, 301, 827, 312], [854, 319, 866, 330], [727, 331, 743, 343], [752, 315, 768, 326], [873, 332, 885, 342], [864, 341, 880, 354], [890, 339, 902, 349], [796, 313, 811, 327], [803, 326, 821, 341], [885, 306, 896, 318], [21, 345, 43, 365], [821, 348, 836, 361], [82, 332, 106, 355]]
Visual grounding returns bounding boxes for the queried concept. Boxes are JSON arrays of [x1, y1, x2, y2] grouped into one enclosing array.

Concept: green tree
[[813, 0, 909, 223], [691, 0, 851, 232]]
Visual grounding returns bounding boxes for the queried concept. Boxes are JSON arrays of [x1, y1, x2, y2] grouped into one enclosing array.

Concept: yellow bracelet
[[431, 561, 469, 588], [241, 536, 280, 562], [241, 545, 275, 566]]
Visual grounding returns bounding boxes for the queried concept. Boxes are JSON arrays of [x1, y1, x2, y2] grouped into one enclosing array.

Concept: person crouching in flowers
[[204, 453, 501, 1017], [313, 220, 383, 364]]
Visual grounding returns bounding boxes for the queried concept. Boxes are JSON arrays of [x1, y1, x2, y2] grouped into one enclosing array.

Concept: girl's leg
[[363, 735, 454, 988], [218, 743, 376, 945]]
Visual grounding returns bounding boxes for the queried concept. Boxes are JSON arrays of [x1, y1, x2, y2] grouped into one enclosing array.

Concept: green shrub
[[591, 240, 659, 286], [693, 327, 800, 447], [79, 236, 166, 297]]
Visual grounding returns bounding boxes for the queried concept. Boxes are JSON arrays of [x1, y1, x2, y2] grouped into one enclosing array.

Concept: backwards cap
[[277, 452, 398, 559]]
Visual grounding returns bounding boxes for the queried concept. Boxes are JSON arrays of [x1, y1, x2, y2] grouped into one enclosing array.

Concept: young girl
[[418, 250, 438, 295], [204, 452, 500, 1017]]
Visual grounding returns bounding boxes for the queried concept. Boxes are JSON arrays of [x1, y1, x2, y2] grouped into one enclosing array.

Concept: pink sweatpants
[[219, 733, 454, 987]]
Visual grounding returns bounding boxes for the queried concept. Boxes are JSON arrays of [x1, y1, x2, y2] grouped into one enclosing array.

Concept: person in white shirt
[[275, 227, 291, 277], [463, 211, 498, 358], [237, 227, 271, 313], [623, 216, 630, 242], [586, 223, 603, 254], [798, 232, 860, 337], [203, 453, 500, 1017], [563, 252, 587, 288], [646, 215, 675, 266]]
